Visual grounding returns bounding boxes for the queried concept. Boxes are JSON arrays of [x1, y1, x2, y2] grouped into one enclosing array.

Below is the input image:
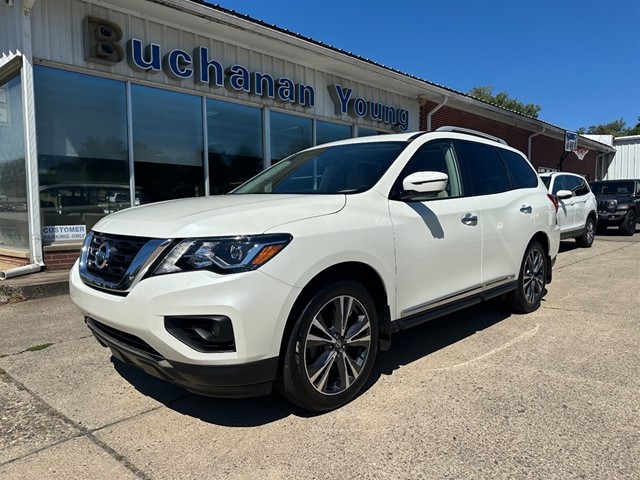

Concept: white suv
[[70, 127, 560, 411], [540, 172, 597, 247]]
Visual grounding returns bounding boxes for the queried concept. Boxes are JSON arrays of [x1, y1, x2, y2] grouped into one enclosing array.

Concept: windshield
[[591, 181, 635, 195], [232, 142, 407, 194]]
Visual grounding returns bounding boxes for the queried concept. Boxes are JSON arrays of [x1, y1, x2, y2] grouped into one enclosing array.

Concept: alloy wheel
[[303, 295, 372, 395], [523, 248, 545, 305]]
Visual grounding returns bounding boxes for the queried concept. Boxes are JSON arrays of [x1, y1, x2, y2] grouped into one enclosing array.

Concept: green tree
[[577, 117, 640, 136], [468, 86, 541, 118]]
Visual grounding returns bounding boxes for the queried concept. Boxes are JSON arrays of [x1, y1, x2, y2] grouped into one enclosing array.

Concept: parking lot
[[1, 232, 639, 479]]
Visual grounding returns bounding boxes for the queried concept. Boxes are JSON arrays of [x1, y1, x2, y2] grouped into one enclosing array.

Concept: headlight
[[606, 199, 618, 212], [152, 233, 293, 275]]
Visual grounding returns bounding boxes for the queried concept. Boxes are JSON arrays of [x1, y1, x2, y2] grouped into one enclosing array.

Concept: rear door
[[455, 140, 538, 287]]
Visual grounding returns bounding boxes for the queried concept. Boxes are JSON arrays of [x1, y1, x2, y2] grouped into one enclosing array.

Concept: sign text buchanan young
[[84, 16, 408, 130]]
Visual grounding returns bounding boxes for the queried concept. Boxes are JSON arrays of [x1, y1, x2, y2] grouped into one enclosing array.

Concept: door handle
[[520, 205, 532, 214], [461, 213, 478, 226]]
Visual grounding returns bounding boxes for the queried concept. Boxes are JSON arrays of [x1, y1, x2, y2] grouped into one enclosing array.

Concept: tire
[[509, 241, 547, 313], [619, 210, 637, 236], [277, 281, 379, 412], [575, 217, 595, 248]]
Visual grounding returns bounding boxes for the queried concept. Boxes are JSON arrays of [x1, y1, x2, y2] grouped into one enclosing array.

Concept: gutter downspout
[[527, 126, 545, 162], [426, 96, 448, 131], [0, 263, 42, 280], [21, 0, 45, 274]]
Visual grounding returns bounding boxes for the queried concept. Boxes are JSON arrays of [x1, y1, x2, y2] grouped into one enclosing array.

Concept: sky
[[208, 0, 640, 132]]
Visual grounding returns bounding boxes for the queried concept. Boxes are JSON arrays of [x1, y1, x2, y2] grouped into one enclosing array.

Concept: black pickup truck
[[590, 179, 640, 236]]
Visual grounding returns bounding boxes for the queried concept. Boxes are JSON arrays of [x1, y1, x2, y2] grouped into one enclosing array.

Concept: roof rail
[[435, 126, 508, 145]]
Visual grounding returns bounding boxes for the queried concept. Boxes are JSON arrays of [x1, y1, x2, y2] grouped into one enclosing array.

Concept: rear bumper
[[86, 317, 279, 398]]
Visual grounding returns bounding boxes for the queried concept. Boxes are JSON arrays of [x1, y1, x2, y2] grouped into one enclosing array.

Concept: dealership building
[[0, 0, 615, 271]]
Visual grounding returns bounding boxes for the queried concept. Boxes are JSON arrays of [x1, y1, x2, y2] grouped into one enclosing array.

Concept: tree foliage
[[577, 117, 640, 137], [468, 86, 541, 119]]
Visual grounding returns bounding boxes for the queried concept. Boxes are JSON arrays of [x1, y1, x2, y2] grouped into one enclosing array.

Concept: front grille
[[597, 200, 608, 212], [86, 232, 150, 283], [88, 317, 164, 360]]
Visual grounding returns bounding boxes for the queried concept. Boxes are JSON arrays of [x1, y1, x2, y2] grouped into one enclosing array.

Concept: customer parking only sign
[[42, 225, 86, 243]]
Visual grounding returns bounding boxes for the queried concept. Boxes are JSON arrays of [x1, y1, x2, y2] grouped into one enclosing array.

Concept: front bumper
[[597, 212, 625, 225], [86, 316, 279, 397]]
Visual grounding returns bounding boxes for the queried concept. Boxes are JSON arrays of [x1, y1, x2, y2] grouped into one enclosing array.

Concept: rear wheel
[[620, 210, 637, 236], [277, 281, 379, 412], [576, 217, 595, 248], [509, 241, 547, 313]]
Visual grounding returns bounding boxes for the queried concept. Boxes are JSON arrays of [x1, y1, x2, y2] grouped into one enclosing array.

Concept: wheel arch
[[277, 262, 390, 363]]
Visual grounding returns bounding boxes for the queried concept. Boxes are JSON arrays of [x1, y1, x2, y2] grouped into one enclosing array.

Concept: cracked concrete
[[1, 236, 639, 479]]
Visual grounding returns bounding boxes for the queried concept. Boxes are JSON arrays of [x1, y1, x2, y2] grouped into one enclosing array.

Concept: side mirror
[[556, 189, 573, 200], [402, 171, 448, 195]]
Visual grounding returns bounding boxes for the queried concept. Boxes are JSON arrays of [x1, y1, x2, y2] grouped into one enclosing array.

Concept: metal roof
[[152, 0, 614, 153]]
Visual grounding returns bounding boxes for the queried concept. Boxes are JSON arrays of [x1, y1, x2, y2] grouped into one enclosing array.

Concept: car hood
[[92, 194, 346, 238]]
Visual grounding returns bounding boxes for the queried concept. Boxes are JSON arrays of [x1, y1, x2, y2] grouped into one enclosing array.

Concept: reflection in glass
[[270, 111, 312, 163], [235, 142, 406, 194], [0, 74, 29, 249], [34, 66, 129, 234], [357, 127, 384, 137], [316, 121, 351, 145], [132, 85, 204, 202], [207, 99, 263, 194]]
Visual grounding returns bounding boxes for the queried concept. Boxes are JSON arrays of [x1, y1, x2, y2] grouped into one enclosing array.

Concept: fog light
[[164, 315, 235, 353]]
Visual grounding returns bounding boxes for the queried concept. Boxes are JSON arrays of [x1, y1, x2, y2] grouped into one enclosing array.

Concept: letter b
[[83, 16, 124, 65]]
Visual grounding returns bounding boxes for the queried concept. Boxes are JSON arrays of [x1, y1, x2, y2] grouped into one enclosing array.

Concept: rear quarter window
[[498, 149, 539, 189]]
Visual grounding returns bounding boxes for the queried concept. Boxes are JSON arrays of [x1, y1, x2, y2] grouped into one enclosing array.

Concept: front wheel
[[576, 217, 595, 248], [277, 281, 379, 412], [509, 241, 547, 313], [620, 209, 637, 236]]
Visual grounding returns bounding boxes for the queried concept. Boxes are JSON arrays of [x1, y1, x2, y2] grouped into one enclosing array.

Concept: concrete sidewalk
[[0, 237, 638, 479], [0, 264, 70, 303]]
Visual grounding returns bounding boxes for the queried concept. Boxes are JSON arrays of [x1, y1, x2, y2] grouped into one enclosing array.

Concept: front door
[[389, 140, 482, 319]]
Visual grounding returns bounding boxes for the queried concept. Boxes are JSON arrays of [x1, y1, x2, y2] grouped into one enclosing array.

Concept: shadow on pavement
[[112, 301, 514, 426]]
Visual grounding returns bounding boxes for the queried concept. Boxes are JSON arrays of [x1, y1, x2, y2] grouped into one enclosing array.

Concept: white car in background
[[540, 172, 597, 248], [70, 127, 561, 412]]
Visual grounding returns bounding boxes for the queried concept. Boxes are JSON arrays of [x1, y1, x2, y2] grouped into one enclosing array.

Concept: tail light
[[547, 194, 559, 213]]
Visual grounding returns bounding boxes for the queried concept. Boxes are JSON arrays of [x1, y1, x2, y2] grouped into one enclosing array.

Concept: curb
[[0, 270, 70, 303]]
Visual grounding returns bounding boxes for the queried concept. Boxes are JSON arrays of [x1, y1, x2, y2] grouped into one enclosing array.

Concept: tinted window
[[393, 140, 463, 199], [499, 149, 538, 189], [131, 85, 204, 203], [455, 140, 511, 196], [270, 111, 312, 164], [541, 176, 551, 189], [207, 99, 263, 194], [317, 121, 351, 145], [34, 66, 129, 234], [566, 176, 589, 196], [590, 181, 635, 195], [0, 74, 28, 249]]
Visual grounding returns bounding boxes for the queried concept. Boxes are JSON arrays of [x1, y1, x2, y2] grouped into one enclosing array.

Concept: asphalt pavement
[[1, 231, 639, 479]]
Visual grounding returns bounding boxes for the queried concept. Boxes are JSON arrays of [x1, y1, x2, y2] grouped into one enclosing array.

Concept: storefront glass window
[[270, 111, 312, 163], [316, 121, 351, 145], [0, 73, 29, 249], [358, 127, 384, 137], [34, 66, 128, 236], [207, 99, 263, 194], [132, 85, 204, 202]]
